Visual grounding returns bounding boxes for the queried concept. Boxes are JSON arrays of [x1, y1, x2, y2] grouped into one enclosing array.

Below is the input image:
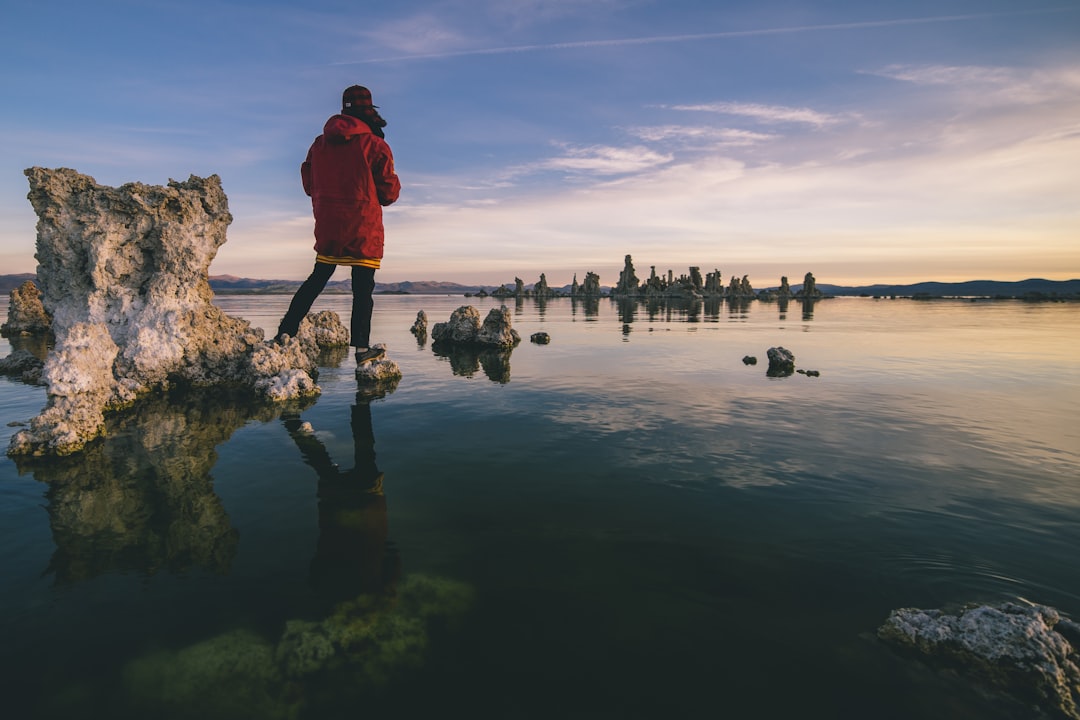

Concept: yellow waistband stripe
[[316, 254, 381, 269]]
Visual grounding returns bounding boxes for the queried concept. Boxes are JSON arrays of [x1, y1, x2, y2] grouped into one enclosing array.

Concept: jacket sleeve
[[371, 143, 401, 207], [301, 144, 314, 197]]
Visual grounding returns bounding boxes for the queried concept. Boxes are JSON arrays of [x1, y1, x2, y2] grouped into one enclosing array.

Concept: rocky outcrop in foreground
[[879, 602, 1080, 719], [8, 168, 345, 457]]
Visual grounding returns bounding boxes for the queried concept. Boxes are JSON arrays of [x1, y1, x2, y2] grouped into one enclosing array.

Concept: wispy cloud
[[338, 10, 1064, 64], [350, 13, 471, 55], [865, 63, 1080, 107], [486, 0, 630, 27], [868, 64, 1017, 86], [668, 102, 848, 128], [627, 125, 777, 146], [537, 143, 673, 175]]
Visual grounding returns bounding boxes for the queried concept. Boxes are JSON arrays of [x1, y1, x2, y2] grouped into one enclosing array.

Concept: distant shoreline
[[1, 273, 1077, 300]]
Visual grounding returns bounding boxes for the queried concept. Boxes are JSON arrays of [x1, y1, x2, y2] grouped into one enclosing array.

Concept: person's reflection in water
[[283, 392, 401, 608]]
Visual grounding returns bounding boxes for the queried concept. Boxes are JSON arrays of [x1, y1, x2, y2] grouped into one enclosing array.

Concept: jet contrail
[[336, 9, 1070, 65]]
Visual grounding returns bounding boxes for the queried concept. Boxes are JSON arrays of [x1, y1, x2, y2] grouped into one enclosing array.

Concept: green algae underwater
[[2, 294, 1079, 719]]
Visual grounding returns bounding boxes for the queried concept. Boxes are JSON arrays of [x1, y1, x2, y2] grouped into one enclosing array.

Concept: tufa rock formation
[[570, 271, 603, 297], [533, 273, 554, 299], [431, 305, 521, 348], [879, 602, 1080, 719], [410, 310, 428, 337], [8, 168, 345, 457], [581, 271, 602, 297], [1, 280, 52, 336], [766, 346, 795, 377], [614, 254, 640, 296], [354, 343, 402, 385], [758, 276, 793, 301], [796, 271, 823, 299]]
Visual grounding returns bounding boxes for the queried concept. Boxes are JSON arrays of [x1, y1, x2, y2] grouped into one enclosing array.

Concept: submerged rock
[[123, 628, 288, 720], [119, 574, 473, 719], [1, 280, 51, 336], [8, 168, 341, 457], [879, 602, 1080, 719], [530, 332, 551, 344]]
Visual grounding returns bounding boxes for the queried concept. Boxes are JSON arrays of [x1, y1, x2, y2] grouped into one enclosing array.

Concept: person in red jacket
[[276, 85, 401, 364]]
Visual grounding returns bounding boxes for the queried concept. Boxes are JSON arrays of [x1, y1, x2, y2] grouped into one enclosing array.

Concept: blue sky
[[2, 0, 1078, 286]]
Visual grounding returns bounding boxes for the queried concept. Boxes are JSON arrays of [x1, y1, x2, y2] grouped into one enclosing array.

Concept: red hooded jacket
[[302, 114, 401, 262]]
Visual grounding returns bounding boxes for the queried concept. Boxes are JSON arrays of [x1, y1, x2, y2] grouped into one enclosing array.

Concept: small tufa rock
[[410, 310, 428, 336], [477, 306, 521, 347], [530, 332, 551, 345], [355, 344, 402, 385], [766, 346, 795, 377], [431, 306, 481, 344], [303, 310, 350, 348], [742, 355, 758, 365]]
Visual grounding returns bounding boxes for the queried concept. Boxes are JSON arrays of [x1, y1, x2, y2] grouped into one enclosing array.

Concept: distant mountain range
[[1, 273, 1077, 299], [815, 278, 1080, 298]]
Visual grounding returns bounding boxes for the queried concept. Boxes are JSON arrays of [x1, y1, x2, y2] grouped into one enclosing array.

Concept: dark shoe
[[355, 346, 386, 364]]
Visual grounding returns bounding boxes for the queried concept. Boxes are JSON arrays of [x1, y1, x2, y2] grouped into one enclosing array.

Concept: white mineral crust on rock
[[879, 602, 1080, 719], [354, 344, 401, 384], [8, 168, 344, 457]]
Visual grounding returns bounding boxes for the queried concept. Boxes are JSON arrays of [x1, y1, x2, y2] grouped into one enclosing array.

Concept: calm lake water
[[1, 294, 1078, 719]]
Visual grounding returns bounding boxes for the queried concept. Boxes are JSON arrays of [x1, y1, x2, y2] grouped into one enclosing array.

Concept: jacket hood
[[322, 114, 373, 143]]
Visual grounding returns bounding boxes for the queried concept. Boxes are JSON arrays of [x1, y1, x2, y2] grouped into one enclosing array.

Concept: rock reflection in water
[[15, 388, 312, 583], [6, 332, 52, 360], [116, 380, 473, 720], [432, 342, 513, 384], [570, 295, 601, 320]]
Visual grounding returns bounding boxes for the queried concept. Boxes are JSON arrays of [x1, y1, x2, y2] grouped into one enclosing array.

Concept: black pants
[[277, 262, 376, 348]]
